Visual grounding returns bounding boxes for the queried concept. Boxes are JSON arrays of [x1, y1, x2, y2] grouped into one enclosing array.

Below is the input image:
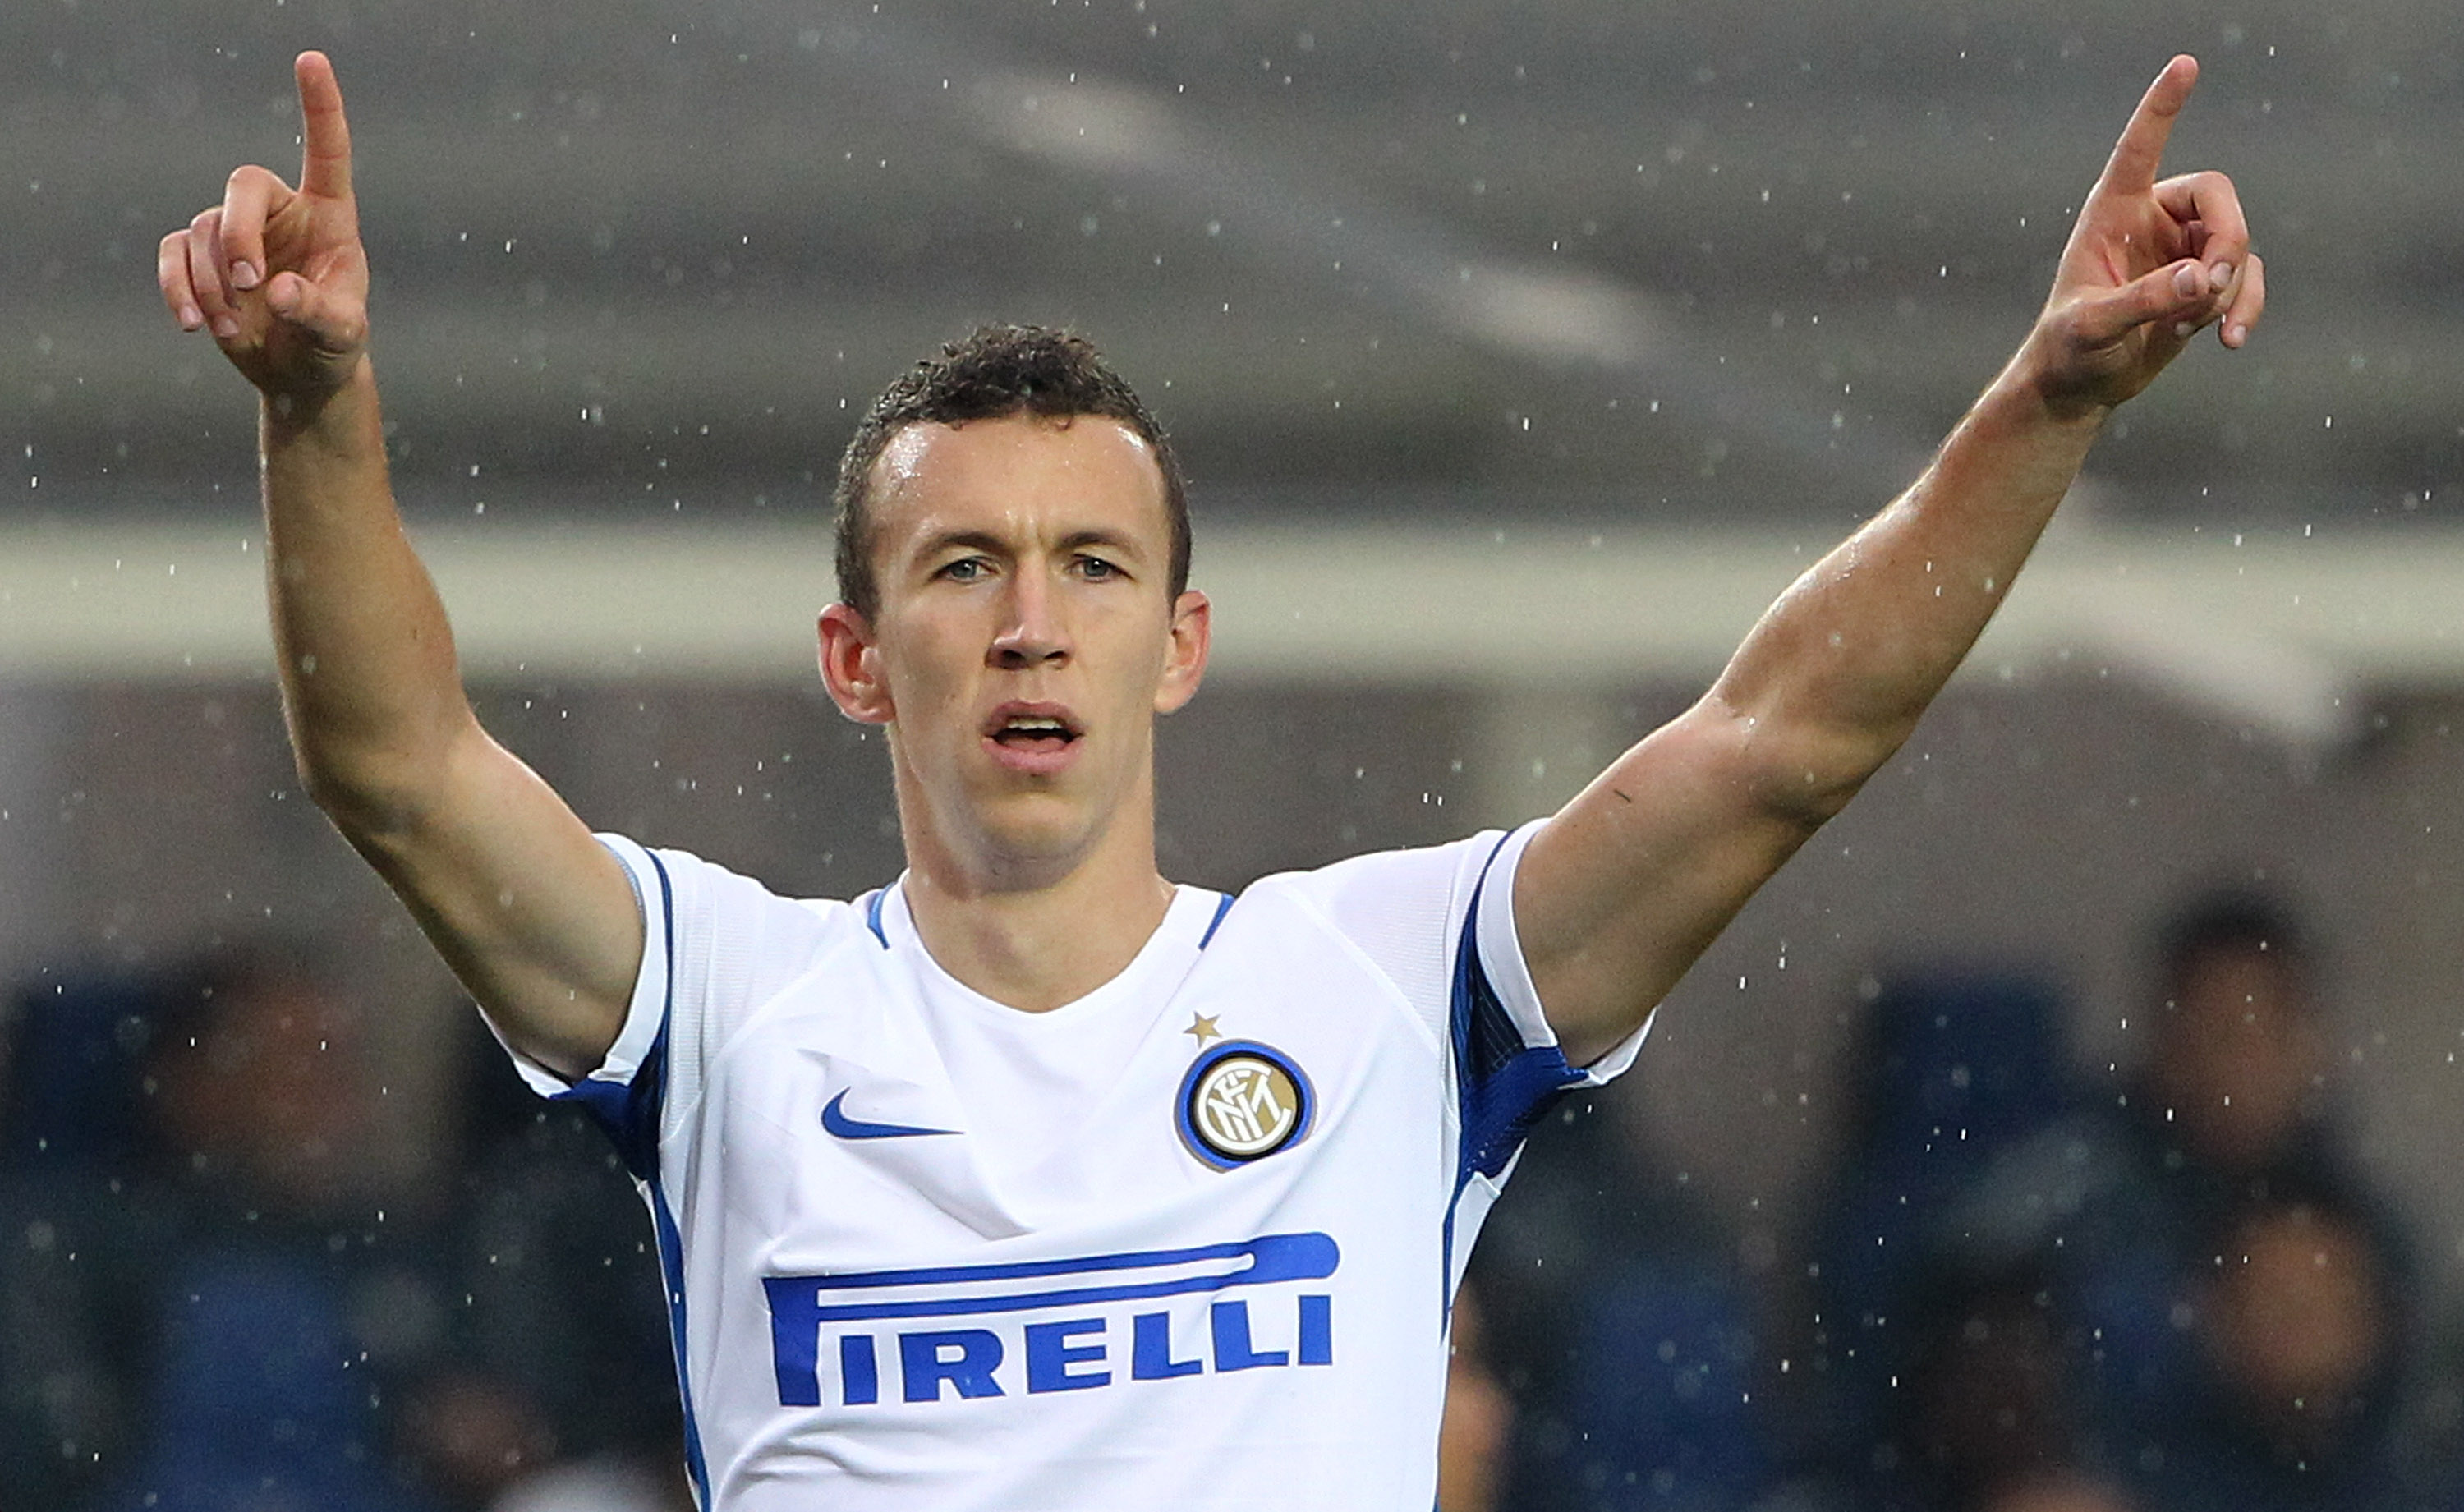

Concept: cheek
[[1108, 608, 1179, 685], [879, 627, 972, 710], [898, 682, 977, 759]]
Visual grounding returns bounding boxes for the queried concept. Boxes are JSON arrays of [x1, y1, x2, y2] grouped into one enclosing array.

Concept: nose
[[989, 569, 1069, 669]]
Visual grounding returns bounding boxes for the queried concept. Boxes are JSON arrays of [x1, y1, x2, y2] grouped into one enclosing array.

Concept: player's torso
[[665, 879, 1461, 1510]]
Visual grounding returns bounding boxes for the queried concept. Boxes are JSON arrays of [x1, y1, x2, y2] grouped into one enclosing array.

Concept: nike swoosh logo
[[822, 1090, 960, 1141]]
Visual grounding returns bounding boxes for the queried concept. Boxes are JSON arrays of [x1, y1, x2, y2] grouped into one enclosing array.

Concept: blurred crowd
[[1457, 888, 2459, 1512], [0, 947, 689, 1512], [0, 886, 2455, 1512]]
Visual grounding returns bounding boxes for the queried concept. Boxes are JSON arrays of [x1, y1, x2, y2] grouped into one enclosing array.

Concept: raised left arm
[[1519, 55, 2265, 1066]]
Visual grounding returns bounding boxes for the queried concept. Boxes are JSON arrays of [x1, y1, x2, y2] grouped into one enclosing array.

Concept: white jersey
[[508, 822, 1643, 1511]]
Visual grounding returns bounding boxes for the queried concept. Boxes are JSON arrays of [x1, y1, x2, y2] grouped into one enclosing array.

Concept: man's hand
[[1518, 57, 2267, 1066], [157, 50, 369, 405], [157, 51, 640, 1080], [2021, 54, 2267, 418]]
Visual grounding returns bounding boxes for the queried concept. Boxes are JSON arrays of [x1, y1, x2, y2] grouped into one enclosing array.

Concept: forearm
[[1515, 59, 2256, 1059], [1711, 361, 2106, 812], [261, 360, 477, 830]]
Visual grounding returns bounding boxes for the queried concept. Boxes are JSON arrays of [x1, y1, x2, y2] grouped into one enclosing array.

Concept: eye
[[1073, 554, 1122, 581], [936, 556, 991, 583]]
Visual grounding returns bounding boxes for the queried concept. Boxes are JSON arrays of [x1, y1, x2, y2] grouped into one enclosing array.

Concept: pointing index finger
[[295, 50, 354, 203], [2099, 54, 2199, 195]]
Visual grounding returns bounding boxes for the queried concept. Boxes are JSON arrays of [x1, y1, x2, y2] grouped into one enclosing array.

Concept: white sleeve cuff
[[1472, 819, 1650, 1086], [500, 833, 673, 1098]]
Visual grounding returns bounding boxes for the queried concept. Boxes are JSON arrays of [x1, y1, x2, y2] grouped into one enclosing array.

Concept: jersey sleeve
[[1291, 820, 1648, 1178], [1458, 821, 1646, 1174], [496, 834, 836, 1181]]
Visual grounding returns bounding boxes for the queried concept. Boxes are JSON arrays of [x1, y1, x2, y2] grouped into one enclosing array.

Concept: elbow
[[297, 748, 437, 843], [1754, 754, 1874, 830], [1715, 700, 1901, 832], [292, 716, 478, 845]]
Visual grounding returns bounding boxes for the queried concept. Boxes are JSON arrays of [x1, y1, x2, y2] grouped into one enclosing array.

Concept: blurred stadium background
[[8, 2, 2464, 1509]]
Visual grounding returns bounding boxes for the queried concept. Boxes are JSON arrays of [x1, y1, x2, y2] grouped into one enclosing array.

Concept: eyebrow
[[1055, 527, 1147, 559], [916, 530, 1008, 562], [913, 526, 1150, 563]]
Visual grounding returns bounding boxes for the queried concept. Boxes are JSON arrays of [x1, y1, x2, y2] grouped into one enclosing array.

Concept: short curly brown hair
[[830, 324, 1190, 620]]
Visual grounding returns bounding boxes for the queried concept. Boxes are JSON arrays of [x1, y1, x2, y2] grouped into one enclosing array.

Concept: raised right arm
[[157, 52, 639, 1079]]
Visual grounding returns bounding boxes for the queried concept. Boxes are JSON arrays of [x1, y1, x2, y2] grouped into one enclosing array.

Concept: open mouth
[[986, 708, 1083, 757]]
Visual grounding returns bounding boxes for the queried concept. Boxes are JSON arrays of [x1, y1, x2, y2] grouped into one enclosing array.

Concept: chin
[[961, 793, 1107, 881]]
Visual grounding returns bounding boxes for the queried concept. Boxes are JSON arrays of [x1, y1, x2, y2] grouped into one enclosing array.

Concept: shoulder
[[595, 833, 871, 951], [1211, 830, 1529, 1024], [1235, 829, 1528, 970], [1248, 830, 1517, 917]]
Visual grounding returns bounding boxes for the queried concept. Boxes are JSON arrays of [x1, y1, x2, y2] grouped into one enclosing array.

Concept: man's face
[[2149, 945, 2324, 1168], [819, 413, 1207, 885], [154, 976, 366, 1208], [2205, 1205, 2385, 1434]]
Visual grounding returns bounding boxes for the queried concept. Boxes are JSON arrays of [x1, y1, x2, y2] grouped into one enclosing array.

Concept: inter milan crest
[[1176, 1040, 1314, 1170]]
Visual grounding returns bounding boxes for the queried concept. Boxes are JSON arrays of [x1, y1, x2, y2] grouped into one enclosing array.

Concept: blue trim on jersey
[[651, 1177, 714, 1505], [798, 1231, 1340, 1292], [1439, 834, 1586, 1308], [1198, 890, 1235, 948], [548, 848, 680, 1179], [549, 851, 714, 1510], [550, 1068, 657, 1182], [864, 886, 889, 946], [768, 1231, 1340, 1322]]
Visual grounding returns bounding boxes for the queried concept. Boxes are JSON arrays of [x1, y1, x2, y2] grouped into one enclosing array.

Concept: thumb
[[264, 270, 365, 357], [2069, 257, 2207, 348]]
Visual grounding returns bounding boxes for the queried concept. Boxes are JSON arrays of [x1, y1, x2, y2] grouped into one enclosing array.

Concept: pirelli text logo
[[763, 1233, 1340, 1409]]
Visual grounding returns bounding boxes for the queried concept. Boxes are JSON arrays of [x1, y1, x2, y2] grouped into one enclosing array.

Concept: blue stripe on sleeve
[[652, 1180, 714, 1507], [547, 849, 712, 1508], [550, 848, 679, 1177], [1451, 840, 1586, 1182], [1441, 835, 1588, 1298]]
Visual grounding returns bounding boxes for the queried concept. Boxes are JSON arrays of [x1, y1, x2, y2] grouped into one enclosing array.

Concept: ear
[[819, 603, 893, 724], [1154, 589, 1211, 715]]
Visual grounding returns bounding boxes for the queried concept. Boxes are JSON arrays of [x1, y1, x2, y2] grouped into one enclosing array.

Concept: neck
[[902, 848, 1176, 1013], [894, 777, 1178, 1013]]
